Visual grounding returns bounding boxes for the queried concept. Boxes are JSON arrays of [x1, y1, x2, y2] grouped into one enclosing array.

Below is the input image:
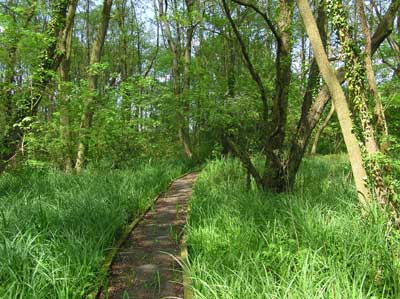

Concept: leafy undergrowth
[[0, 161, 184, 298], [187, 156, 400, 299]]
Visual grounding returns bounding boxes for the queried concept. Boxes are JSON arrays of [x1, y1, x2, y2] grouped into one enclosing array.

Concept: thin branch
[[221, 0, 268, 111], [230, 0, 281, 43], [144, 0, 161, 77], [226, 136, 264, 189]]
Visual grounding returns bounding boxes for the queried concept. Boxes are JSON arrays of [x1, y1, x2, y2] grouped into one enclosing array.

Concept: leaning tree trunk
[[75, 0, 113, 172], [311, 103, 335, 155], [284, 0, 399, 190], [328, 0, 391, 207], [285, 1, 327, 188], [297, 0, 371, 207], [221, 0, 269, 191]]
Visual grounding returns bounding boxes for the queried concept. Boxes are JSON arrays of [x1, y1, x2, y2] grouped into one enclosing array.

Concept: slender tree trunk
[[75, 0, 113, 172], [221, 31, 236, 156], [86, 0, 91, 64], [311, 103, 335, 155], [221, 0, 267, 191], [297, 0, 371, 206], [117, 0, 128, 79], [158, 0, 193, 158], [59, 0, 79, 171], [1, 45, 18, 172], [182, 0, 195, 158], [300, 30, 306, 85], [117, 0, 132, 123], [356, 0, 389, 148]]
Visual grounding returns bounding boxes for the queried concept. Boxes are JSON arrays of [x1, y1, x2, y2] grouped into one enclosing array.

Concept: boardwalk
[[99, 173, 198, 299]]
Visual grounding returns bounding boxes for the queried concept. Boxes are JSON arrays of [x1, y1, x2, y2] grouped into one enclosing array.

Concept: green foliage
[[0, 161, 184, 298], [87, 62, 109, 76], [381, 78, 400, 140], [187, 157, 400, 298]]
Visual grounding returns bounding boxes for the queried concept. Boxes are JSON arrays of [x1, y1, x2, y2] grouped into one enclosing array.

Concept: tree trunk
[[1, 45, 18, 172], [264, 0, 294, 192], [311, 103, 335, 155], [159, 0, 193, 158], [221, 31, 236, 156], [86, 0, 91, 64], [297, 0, 371, 206], [356, 0, 389, 148], [284, 0, 399, 190], [75, 0, 113, 172], [285, 0, 327, 188], [182, 0, 196, 158], [117, 0, 132, 124], [58, 0, 79, 171], [329, 0, 391, 207]]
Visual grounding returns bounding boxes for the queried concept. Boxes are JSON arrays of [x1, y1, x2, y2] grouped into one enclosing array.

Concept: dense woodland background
[[1, 0, 400, 297], [0, 0, 399, 190]]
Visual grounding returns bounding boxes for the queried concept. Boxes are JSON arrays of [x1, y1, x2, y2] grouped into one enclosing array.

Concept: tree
[[58, 0, 79, 171], [1, 0, 71, 171], [296, 0, 371, 206], [158, 0, 197, 158], [356, 0, 388, 147], [311, 103, 335, 155], [75, 0, 113, 171]]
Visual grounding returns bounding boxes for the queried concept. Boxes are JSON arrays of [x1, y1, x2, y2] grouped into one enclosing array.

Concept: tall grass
[[0, 161, 184, 298], [187, 156, 400, 299]]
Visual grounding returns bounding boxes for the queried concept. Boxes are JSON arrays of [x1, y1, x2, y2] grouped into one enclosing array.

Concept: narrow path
[[99, 173, 198, 299]]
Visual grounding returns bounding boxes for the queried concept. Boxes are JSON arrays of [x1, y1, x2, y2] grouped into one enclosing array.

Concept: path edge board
[[181, 173, 197, 299], [181, 235, 194, 299], [84, 171, 193, 299]]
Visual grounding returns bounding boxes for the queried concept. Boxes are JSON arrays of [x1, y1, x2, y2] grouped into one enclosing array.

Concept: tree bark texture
[[75, 0, 113, 172], [59, 0, 79, 171], [297, 0, 371, 206]]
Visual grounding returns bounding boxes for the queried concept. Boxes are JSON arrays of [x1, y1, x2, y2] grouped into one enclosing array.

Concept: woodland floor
[[98, 172, 198, 299]]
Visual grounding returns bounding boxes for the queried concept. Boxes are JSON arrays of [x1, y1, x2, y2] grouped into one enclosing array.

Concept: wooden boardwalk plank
[[98, 173, 198, 299]]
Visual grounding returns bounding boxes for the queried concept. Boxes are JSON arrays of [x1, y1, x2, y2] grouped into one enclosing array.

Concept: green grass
[[0, 161, 185, 298], [187, 155, 400, 299]]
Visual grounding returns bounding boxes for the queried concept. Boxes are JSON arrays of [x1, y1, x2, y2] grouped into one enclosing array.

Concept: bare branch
[[230, 0, 281, 43]]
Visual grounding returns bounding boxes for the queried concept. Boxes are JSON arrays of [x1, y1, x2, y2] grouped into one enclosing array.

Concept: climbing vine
[[327, 0, 398, 221]]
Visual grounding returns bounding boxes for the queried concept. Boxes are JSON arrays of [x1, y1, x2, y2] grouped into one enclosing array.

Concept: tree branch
[[221, 0, 268, 120], [230, 0, 281, 43], [226, 137, 264, 189], [371, 0, 400, 53]]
